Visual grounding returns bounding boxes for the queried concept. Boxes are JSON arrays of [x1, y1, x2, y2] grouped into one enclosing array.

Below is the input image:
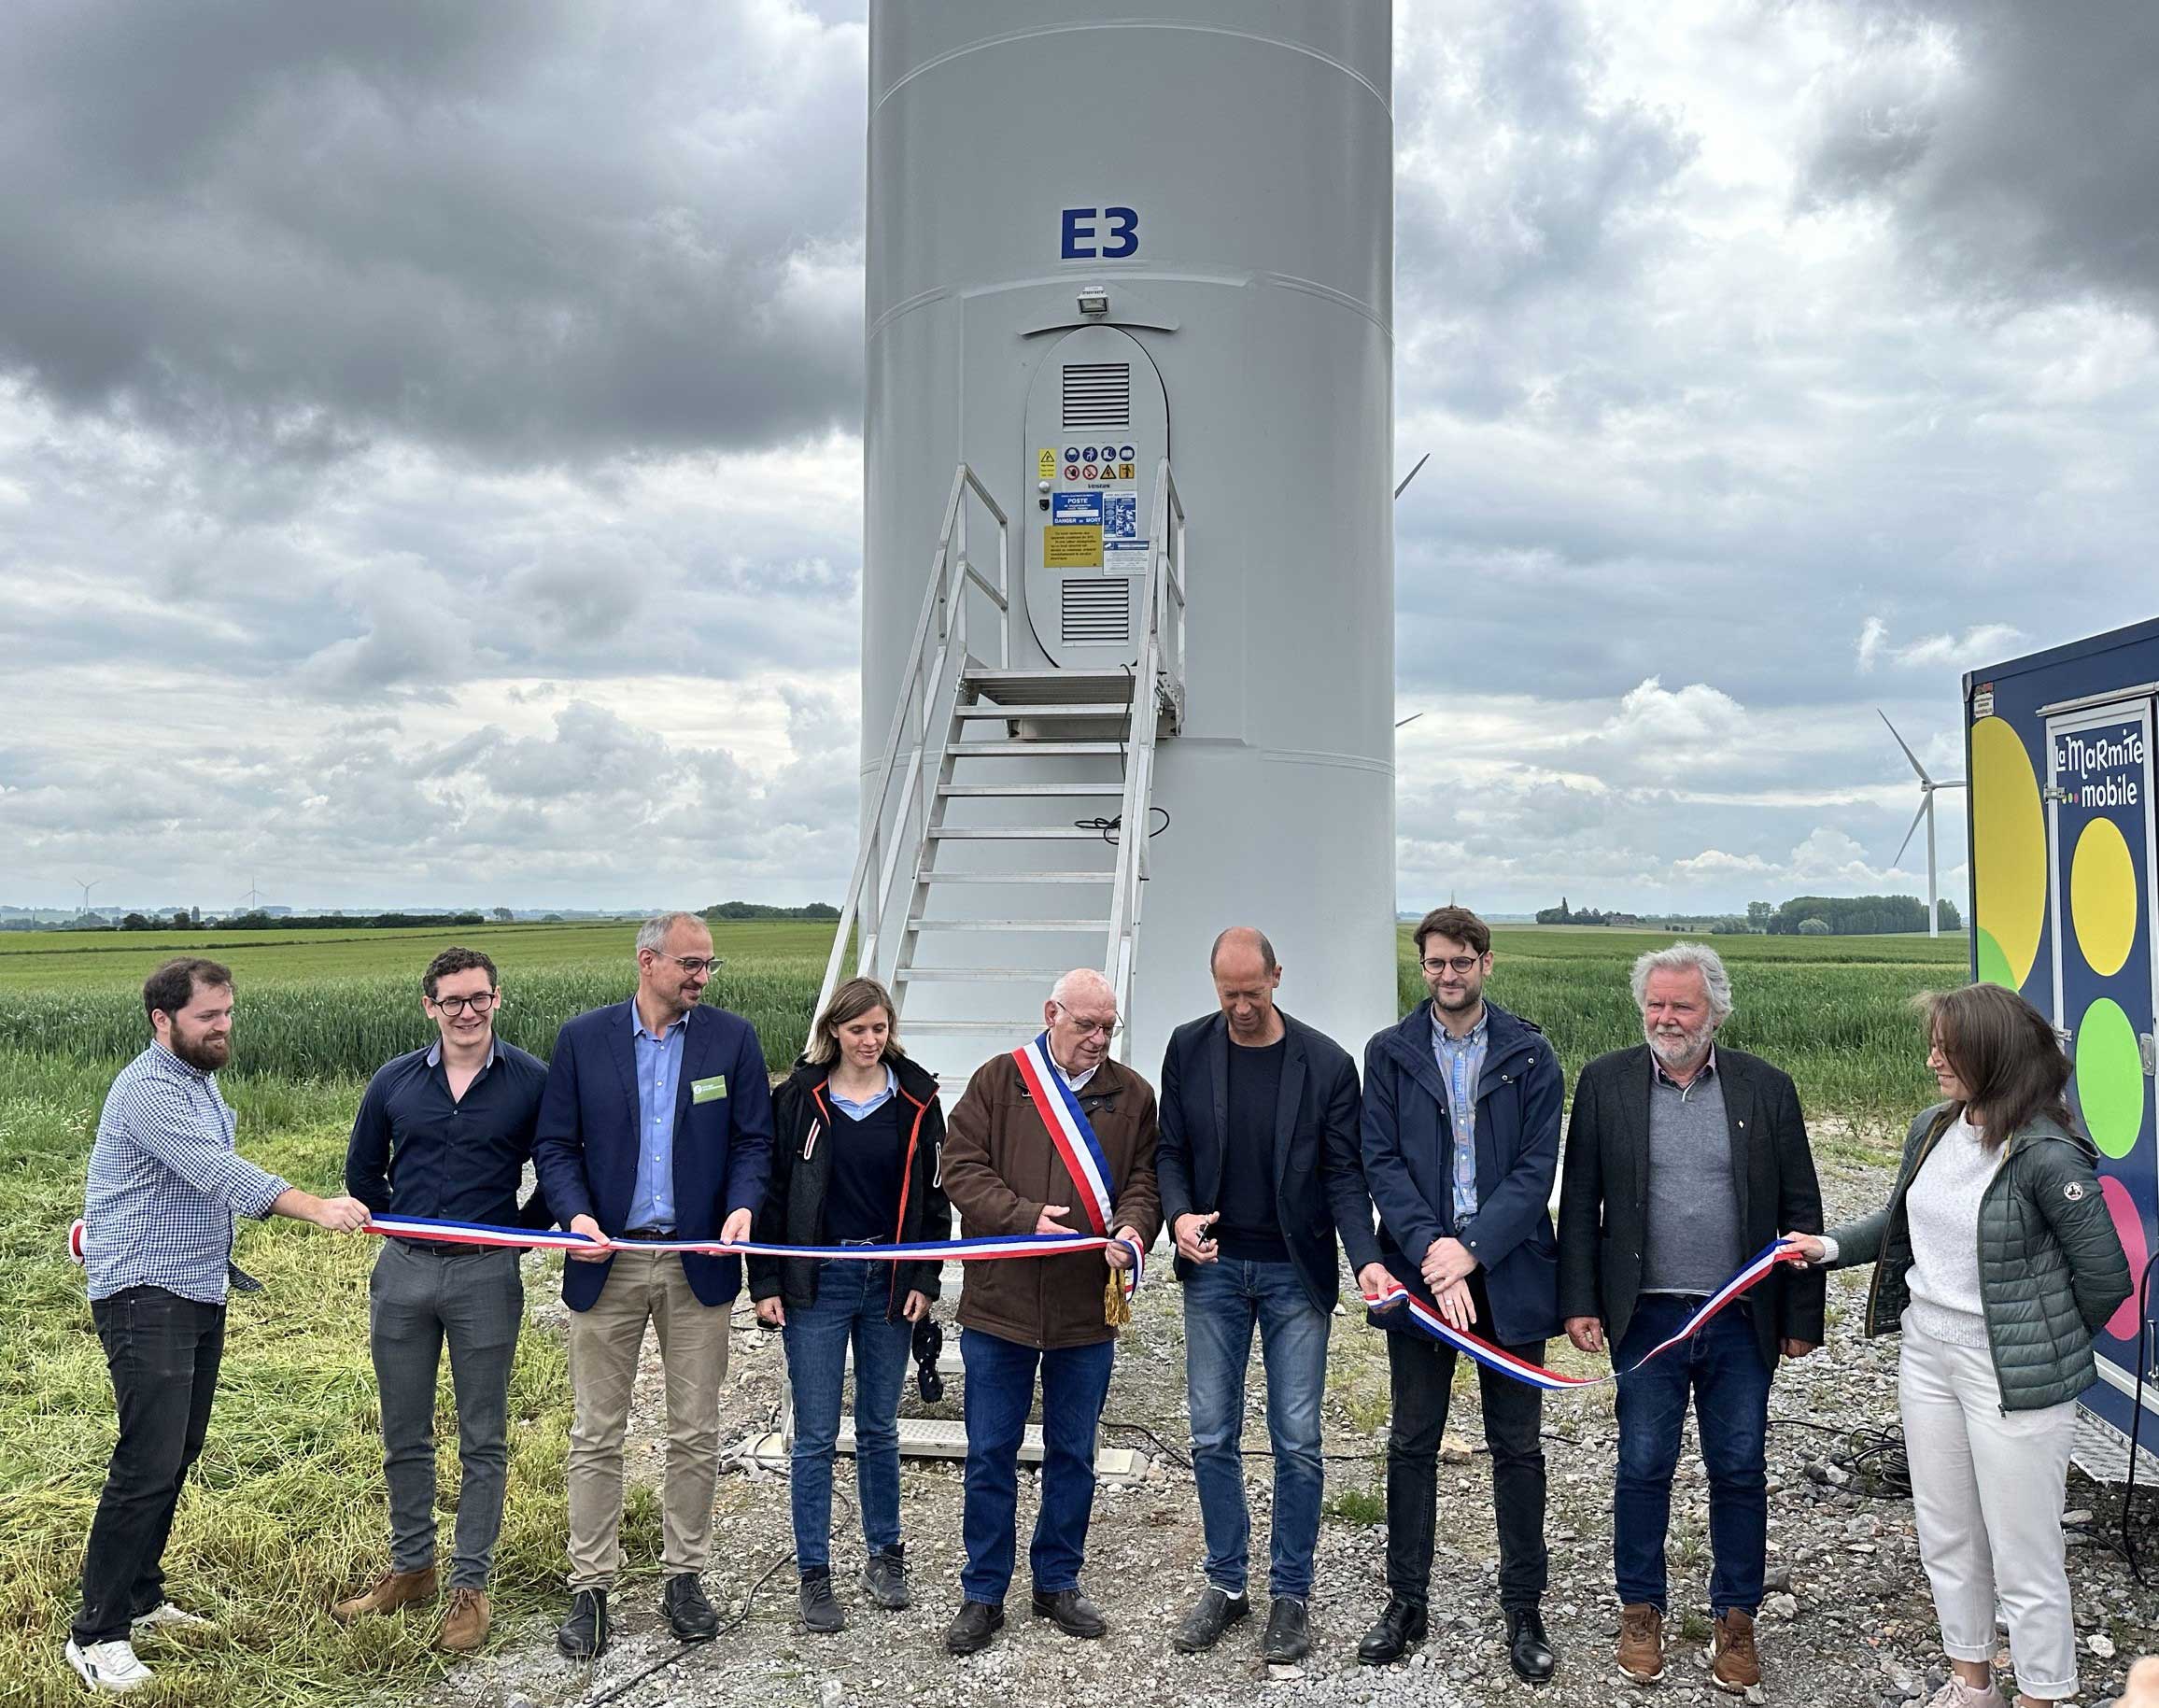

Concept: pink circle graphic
[[2100, 1175, 2149, 1344]]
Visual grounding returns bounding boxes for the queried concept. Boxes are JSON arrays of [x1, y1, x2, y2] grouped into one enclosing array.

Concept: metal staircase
[[817, 459, 1187, 1083]]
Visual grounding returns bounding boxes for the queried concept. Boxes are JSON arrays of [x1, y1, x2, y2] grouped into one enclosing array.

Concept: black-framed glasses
[[654, 953, 725, 976], [430, 992, 500, 1016], [1421, 954, 1483, 975], [1054, 1003, 1123, 1038]]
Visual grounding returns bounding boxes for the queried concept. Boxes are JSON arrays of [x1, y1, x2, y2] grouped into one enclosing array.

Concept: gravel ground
[[429, 1151, 2159, 1708]]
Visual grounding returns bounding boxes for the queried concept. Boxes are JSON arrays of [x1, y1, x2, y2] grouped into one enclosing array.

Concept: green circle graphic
[[1975, 927, 2017, 991], [2074, 997, 2146, 1160]]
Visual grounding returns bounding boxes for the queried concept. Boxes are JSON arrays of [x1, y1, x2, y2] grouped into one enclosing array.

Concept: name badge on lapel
[[692, 1075, 727, 1104]]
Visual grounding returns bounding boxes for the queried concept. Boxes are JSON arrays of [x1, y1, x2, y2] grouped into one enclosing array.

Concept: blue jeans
[[1613, 1296, 1771, 1616], [1183, 1259, 1330, 1598], [783, 1261, 913, 1574], [959, 1328, 1115, 1603]]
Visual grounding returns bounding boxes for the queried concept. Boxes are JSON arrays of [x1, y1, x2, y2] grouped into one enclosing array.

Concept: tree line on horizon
[[1535, 894, 1961, 935]]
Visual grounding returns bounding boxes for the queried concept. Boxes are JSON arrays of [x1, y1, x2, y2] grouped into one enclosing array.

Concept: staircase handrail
[[1105, 459, 1187, 1052], [814, 464, 1009, 1042]]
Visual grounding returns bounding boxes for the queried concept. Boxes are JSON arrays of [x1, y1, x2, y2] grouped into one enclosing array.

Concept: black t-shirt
[[824, 1095, 908, 1244], [1216, 1036, 1289, 1263]]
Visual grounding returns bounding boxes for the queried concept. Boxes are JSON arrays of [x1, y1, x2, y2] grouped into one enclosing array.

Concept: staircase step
[[895, 967, 1070, 982], [946, 741, 1125, 757], [905, 1020, 1054, 1038], [952, 702, 1132, 720], [924, 826, 1108, 840], [912, 870, 1116, 884], [938, 783, 1125, 798], [962, 669, 1136, 707], [910, 919, 1112, 932]]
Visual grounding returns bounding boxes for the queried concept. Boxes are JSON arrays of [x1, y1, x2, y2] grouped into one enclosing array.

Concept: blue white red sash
[[1009, 1032, 1143, 1296], [1362, 1239, 1801, 1391]]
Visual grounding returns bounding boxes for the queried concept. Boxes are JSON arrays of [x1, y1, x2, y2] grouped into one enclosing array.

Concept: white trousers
[[1898, 1319, 2081, 1700]]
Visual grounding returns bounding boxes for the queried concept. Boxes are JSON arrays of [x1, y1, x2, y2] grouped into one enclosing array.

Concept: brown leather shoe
[[1707, 1607, 1760, 1693], [437, 1587, 490, 1653], [1616, 1602, 1664, 1684], [332, 1565, 437, 1622]]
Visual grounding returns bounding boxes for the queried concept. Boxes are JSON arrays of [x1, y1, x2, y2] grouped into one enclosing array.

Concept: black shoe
[[1172, 1586, 1250, 1654], [945, 1600, 1005, 1655], [1030, 1586, 1108, 1639], [860, 1546, 910, 1612], [1357, 1600, 1427, 1665], [662, 1574, 719, 1643], [556, 1588, 608, 1660], [1506, 1606, 1556, 1683], [1263, 1596, 1311, 1665], [798, 1570, 846, 1634]]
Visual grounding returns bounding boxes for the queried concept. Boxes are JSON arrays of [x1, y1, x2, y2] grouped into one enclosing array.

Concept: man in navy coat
[[1357, 906, 1562, 1685], [532, 911, 774, 1660]]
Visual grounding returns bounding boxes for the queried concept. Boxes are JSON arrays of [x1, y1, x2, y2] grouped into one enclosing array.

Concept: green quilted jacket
[[1827, 1103, 2131, 1412]]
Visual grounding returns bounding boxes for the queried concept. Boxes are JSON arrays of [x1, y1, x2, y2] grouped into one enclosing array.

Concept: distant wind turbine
[[1880, 710, 1968, 939], [76, 878, 99, 917]]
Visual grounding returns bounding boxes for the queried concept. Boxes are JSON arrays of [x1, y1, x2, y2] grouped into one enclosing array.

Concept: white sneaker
[[1924, 1676, 2008, 1708], [131, 1602, 210, 1630], [64, 1638, 153, 1695]]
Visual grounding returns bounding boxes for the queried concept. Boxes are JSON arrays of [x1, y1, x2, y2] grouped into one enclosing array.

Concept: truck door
[[1022, 324, 1168, 669], [2045, 697, 2159, 1397]]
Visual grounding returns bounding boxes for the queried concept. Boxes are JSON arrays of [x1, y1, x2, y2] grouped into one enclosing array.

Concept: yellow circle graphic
[[1970, 716, 2046, 989], [2071, 815, 2138, 977]]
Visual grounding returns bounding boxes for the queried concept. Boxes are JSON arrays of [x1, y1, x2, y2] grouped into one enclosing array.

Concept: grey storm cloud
[[0, 0, 867, 462], [1799, 0, 2159, 312]]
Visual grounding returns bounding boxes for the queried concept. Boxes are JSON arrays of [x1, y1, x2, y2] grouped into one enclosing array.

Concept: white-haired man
[[938, 968, 1161, 1656], [1557, 943, 1825, 1695]]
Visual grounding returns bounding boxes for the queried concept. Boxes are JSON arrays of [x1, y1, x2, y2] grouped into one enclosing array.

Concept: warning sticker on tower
[[1051, 491, 1103, 526], [1043, 525, 1103, 569], [1103, 492, 1137, 541], [1038, 447, 1056, 480]]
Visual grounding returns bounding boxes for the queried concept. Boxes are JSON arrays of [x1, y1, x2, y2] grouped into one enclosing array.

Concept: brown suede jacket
[[941, 1052, 1162, 1350]]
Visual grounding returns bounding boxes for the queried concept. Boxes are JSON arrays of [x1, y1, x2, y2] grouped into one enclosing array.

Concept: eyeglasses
[[430, 992, 500, 1016], [653, 953, 724, 976], [1054, 1004, 1123, 1038], [1421, 955, 1483, 975]]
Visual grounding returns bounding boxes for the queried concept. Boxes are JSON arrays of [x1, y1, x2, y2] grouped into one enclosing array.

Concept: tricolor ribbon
[[1010, 1032, 1143, 1303], [1362, 1239, 1803, 1390]]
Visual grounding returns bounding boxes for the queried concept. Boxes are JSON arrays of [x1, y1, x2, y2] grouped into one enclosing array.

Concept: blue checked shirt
[[627, 1011, 687, 1231], [83, 1043, 290, 1305], [1431, 1006, 1489, 1226]]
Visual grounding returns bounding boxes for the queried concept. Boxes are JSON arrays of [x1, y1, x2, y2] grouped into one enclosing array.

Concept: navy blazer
[[1361, 999, 1563, 1346], [1156, 1009, 1382, 1314], [532, 999, 775, 1311]]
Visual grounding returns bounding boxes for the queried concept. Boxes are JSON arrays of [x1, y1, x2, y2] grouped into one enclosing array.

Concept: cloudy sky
[[4, 0, 2155, 917]]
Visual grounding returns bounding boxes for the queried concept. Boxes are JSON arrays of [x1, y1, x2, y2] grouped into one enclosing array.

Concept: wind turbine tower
[[1880, 710, 1968, 938]]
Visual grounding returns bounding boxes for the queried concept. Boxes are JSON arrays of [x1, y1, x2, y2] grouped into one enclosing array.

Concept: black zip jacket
[[747, 1053, 951, 1320]]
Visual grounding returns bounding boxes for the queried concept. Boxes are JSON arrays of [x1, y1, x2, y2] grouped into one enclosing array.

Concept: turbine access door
[[1022, 324, 1169, 669]]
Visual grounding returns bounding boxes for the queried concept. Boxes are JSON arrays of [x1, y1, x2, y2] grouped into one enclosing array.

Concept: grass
[[0, 916, 1971, 1706]]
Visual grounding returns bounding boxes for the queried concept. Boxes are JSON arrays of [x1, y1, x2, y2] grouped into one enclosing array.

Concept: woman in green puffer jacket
[[1784, 982, 2129, 1708]]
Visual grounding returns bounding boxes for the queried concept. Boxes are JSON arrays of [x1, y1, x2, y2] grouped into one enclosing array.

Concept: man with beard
[[1557, 943, 1825, 1695], [1358, 907, 1563, 1684], [532, 912, 774, 1661], [69, 959, 370, 1697]]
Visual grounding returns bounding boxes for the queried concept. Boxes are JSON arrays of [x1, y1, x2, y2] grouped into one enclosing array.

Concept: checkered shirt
[[82, 1042, 290, 1304]]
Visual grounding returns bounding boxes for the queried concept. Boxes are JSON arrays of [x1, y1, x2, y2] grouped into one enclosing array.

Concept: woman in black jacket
[[750, 978, 949, 1634]]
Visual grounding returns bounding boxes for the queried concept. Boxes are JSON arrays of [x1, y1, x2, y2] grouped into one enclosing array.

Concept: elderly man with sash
[[938, 967, 1161, 1656]]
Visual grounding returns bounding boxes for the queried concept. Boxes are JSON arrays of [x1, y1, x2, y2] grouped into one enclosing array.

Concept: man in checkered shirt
[[66, 957, 369, 1698]]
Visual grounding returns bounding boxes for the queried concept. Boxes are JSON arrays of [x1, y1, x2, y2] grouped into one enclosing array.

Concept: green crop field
[[0, 917, 1970, 1706]]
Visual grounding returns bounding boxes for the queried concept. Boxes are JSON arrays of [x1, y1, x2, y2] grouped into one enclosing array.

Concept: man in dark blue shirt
[[334, 946, 549, 1654]]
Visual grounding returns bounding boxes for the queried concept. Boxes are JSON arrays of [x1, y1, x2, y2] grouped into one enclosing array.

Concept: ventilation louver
[[1061, 363, 1131, 430], [1060, 578, 1131, 645]]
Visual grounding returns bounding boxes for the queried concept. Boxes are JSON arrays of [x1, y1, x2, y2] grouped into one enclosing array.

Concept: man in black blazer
[[1156, 927, 1383, 1667], [531, 911, 774, 1661], [1556, 942, 1823, 1696]]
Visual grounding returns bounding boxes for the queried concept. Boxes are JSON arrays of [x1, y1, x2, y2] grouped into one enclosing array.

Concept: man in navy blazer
[[1157, 927, 1384, 1666], [532, 912, 773, 1661], [1357, 907, 1562, 1686]]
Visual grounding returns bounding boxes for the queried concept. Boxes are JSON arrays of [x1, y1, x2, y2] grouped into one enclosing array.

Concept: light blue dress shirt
[[827, 1063, 897, 1119], [1431, 1005, 1489, 1226], [628, 1010, 687, 1231]]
